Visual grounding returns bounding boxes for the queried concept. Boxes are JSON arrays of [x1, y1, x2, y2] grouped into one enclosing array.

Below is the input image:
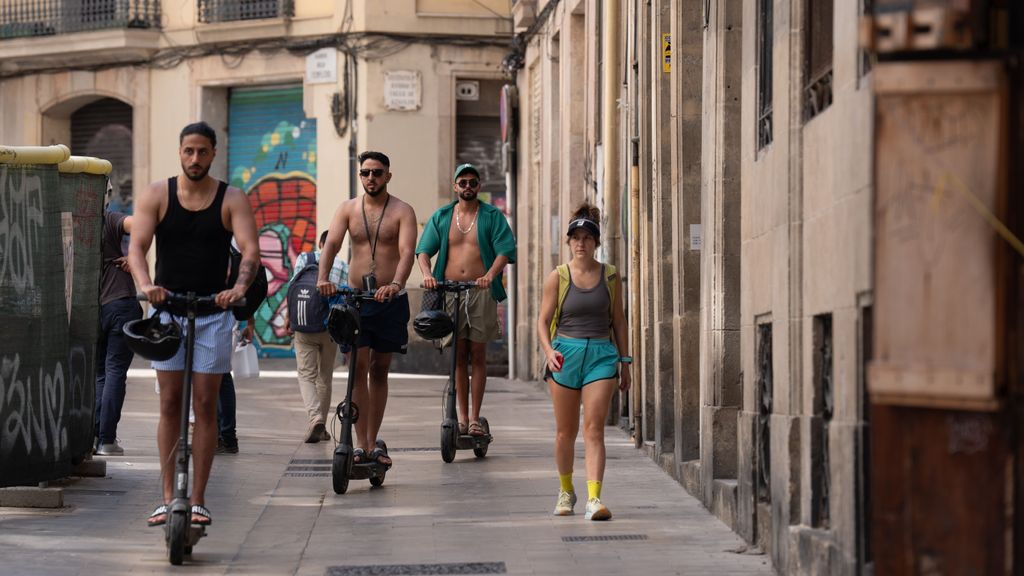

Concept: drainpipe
[[628, 0, 643, 448], [603, 0, 623, 427], [603, 0, 621, 261], [348, 51, 358, 202]]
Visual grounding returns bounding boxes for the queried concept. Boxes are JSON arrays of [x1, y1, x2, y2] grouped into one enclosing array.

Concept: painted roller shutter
[[228, 85, 317, 357]]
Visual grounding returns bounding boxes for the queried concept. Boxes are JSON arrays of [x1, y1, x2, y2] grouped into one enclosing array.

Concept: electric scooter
[[429, 281, 493, 463], [139, 291, 245, 566], [329, 287, 393, 495]]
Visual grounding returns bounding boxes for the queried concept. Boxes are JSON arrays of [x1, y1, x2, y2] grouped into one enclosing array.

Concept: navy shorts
[[357, 292, 410, 354]]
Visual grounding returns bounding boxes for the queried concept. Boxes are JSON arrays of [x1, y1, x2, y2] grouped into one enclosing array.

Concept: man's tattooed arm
[[234, 259, 258, 290]]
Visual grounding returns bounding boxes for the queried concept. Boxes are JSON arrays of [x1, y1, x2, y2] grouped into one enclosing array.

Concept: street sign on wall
[[384, 70, 421, 111]]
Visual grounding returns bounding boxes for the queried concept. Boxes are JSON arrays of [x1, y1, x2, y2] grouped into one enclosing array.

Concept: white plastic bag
[[232, 338, 260, 379]]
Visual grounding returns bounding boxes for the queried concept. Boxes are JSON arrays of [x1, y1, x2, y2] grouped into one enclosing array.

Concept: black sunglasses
[[456, 179, 479, 189], [359, 168, 385, 178]]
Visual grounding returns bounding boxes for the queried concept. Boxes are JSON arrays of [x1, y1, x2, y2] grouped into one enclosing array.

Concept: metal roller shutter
[[71, 98, 133, 213]]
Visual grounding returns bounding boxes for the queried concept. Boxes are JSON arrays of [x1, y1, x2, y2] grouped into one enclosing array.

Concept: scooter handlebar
[[422, 280, 478, 293], [333, 286, 391, 302], [136, 291, 247, 308]]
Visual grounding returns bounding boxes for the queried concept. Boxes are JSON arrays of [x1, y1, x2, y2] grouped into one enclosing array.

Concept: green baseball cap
[[453, 163, 479, 180]]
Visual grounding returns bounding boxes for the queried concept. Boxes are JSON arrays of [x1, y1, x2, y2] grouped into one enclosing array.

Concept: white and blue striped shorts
[[150, 308, 235, 374]]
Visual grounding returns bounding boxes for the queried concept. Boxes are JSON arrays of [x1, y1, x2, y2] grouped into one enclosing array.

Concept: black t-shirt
[[100, 211, 136, 305]]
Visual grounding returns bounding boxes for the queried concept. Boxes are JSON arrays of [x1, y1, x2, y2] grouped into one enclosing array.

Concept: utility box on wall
[[869, 60, 1008, 410]]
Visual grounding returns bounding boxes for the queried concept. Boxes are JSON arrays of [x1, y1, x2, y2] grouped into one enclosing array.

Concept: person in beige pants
[[290, 230, 349, 443]]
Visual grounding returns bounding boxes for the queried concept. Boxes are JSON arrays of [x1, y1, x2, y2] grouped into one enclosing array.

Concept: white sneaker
[[96, 441, 124, 456], [584, 498, 611, 521], [553, 490, 577, 516]]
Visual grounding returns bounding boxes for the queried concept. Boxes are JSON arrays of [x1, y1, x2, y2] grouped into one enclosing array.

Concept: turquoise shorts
[[546, 335, 619, 390]]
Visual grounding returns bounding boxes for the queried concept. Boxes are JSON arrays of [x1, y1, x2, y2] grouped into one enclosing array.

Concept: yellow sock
[[559, 473, 574, 493], [587, 480, 602, 500]]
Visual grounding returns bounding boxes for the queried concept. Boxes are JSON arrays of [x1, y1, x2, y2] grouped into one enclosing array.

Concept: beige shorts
[[443, 288, 500, 345]]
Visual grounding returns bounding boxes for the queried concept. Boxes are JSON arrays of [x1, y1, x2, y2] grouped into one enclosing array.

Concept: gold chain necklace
[[455, 205, 478, 235]]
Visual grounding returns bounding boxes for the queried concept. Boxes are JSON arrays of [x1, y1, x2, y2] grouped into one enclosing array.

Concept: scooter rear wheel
[[473, 417, 490, 458], [370, 440, 387, 486], [332, 449, 351, 494], [167, 511, 187, 565]]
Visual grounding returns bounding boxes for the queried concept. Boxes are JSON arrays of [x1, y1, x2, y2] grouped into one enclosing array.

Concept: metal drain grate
[[562, 534, 648, 542], [287, 466, 332, 472], [284, 472, 330, 478], [326, 562, 506, 575], [387, 447, 439, 453], [291, 459, 332, 465]]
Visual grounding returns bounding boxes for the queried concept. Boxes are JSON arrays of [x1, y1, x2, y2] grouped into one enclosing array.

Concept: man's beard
[[364, 184, 386, 197], [183, 163, 209, 182], [458, 189, 478, 201]]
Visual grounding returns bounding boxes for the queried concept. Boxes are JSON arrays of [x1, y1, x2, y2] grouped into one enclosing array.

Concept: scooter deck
[[347, 461, 389, 481], [187, 525, 206, 546], [456, 434, 493, 450]]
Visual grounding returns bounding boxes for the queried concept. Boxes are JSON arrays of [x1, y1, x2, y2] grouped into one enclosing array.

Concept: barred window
[[803, 0, 833, 122], [756, 0, 773, 150]]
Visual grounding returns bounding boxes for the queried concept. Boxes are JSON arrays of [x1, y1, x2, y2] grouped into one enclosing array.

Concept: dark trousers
[[218, 372, 236, 443], [95, 297, 143, 444]]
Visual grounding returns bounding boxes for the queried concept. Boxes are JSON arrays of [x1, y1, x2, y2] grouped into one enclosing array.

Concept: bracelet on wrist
[[619, 356, 633, 364], [389, 281, 402, 289]]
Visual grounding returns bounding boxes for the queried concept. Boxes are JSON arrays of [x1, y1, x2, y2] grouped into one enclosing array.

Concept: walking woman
[[537, 203, 632, 520]]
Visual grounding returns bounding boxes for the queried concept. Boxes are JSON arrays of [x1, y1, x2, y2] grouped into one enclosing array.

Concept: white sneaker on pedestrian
[[96, 441, 124, 456], [553, 490, 577, 516], [584, 498, 611, 521]]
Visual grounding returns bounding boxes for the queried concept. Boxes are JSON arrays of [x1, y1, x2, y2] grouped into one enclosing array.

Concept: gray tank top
[[557, 265, 611, 339]]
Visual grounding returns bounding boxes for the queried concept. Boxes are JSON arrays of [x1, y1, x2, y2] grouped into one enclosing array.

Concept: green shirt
[[416, 201, 517, 302]]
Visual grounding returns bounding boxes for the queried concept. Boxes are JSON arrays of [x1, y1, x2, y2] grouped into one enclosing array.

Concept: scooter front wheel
[[441, 422, 457, 463], [332, 449, 351, 494], [167, 511, 187, 565]]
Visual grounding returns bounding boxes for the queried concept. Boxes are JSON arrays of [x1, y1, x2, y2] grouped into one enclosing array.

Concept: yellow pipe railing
[[0, 144, 70, 165]]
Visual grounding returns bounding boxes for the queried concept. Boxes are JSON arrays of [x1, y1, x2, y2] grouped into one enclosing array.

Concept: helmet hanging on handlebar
[[122, 315, 183, 361], [327, 303, 361, 346], [413, 309, 454, 341]]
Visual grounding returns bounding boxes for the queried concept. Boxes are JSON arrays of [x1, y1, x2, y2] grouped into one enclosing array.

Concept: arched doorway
[[71, 98, 133, 213]]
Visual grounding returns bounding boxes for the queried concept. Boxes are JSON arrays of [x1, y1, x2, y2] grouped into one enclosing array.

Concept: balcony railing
[[197, 0, 292, 24], [0, 0, 161, 39]]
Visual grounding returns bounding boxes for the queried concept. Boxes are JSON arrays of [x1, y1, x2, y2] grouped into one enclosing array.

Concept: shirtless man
[[317, 151, 417, 467], [416, 163, 517, 437]]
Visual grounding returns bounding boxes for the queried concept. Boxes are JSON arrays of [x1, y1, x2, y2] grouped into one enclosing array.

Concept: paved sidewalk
[[0, 359, 771, 575]]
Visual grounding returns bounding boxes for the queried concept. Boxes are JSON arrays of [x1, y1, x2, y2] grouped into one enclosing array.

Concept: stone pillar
[[698, 0, 743, 520]]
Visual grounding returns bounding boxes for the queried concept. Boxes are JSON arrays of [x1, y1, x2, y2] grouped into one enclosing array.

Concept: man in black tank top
[[128, 121, 260, 528]]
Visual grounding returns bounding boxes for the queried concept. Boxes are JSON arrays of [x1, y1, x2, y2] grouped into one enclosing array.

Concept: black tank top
[[154, 177, 233, 295]]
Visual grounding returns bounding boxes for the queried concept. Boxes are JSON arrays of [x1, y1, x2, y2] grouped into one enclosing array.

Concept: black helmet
[[413, 309, 454, 341], [122, 316, 182, 361], [327, 303, 360, 346]]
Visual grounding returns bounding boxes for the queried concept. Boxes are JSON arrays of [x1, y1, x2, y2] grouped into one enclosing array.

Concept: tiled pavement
[[0, 359, 772, 575]]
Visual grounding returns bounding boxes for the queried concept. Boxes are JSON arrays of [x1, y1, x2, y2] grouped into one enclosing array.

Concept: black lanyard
[[362, 194, 390, 271]]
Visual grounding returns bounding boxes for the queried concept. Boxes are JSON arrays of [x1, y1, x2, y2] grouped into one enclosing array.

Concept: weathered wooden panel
[[872, 405, 1011, 575], [870, 60, 1007, 409]]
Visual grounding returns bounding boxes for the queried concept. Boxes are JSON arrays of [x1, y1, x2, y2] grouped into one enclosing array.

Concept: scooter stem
[[175, 293, 197, 500], [446, 288, 461, 420]]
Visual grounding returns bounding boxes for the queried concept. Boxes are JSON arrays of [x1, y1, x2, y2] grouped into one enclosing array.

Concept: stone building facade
[[509, 0, 874, 573]]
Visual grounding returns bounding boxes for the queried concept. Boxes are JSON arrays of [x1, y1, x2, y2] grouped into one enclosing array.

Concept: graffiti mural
[[228, 85, 317, 357], [0, 166, 100, 487]]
